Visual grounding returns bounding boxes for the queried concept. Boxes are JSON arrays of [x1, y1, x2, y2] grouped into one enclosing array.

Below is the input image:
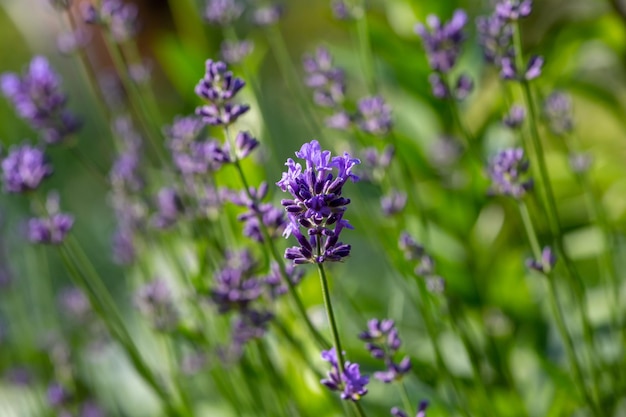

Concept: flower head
[[1, 57, 80, 144], [321, 348, 369, 401], [303, 47, 346, 108], [526, 246, 557, 274], [221, 40, 254, 64], [544, 91, 574, 135], [277, 140, 359, 264], [415, 10, 468, 73], [359, 319, 411, 383], [252, 4, 284, 26], [487, 148, 533, 198], [1, 144, 52, 193], [357, 96, 392, 136], [195, 60, 249, 126], [211, 250, 263, 313], [204, 0, 243, 25], [135, 279, 179, 331]]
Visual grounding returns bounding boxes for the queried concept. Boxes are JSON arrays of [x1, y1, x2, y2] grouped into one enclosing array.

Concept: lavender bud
[[503, 104, 525, 129], [357, 96, 392, 136], [204, 0, 243, 26], [415, 9, 468, 73], [526, 246, 557, 274], [221, 40, 254, 64], [1, 144, 52, 193], [252, 4, 284, 26], [321, 348, 369, 401], [487, 148, 532, 199], [380, 190, 407, 216]]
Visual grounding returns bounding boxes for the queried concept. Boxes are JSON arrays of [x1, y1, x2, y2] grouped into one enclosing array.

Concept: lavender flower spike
[[415, 9, 468, 73], [28, 193, 74, 245], [321, 348, 369, 401], [277, 140, 360, 264], [357, 96, 392, 136], [487, 148, 533, 199], [526, 246, 557, 274], [1, 56, 80, 144], [1, 144, 52, 193], [359, 318, 412, 383]]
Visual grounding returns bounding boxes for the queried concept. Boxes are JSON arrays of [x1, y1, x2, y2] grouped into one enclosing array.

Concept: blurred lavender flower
[[1, 57, 81, 144], [84, 0, 139, 42], [231, 309, 273, 349], [135, 279, 179, 332], [381, 190, 407, 216], [325, 111, 352, 131], [228, 182, 287, 242], [428, 73, 449, 99], [263, 261, 304, 299], [496, 0, 533, 21], [357, 96, 392, 136], [359, 319, 411, 383], [415, 10, 468, 73], [112, 228, 136, 265], [360, 145, 394, 182], [57, 28, 92, 55], [28, 192, 74, 245], [195, 60, 249, 126], [204, 0, 243, 26], [476, 13, 514, 66], [526, 246, 556, 274], [487, 148, 533, 198], [252, 4, 284, 26], [80, 401, 105, 417], [277, 140, 360, 264], [569, 153, 592, 175], [544, 91, 574, 135], [303, 47, 346, 108], [4, 367, 32, 387], [47, 382, 71, 408], [321, 348, 369, 401], [58, 287, 91, 320], [391, 400, 429, 417], [399, 232, 445, 293], [110, 116, 144, 191], [1, 144, 52, 193], [226, 131, 259, 161], [221, 40, 254, 64], [501, 55, 544, 81], [165, 115, 206, 149], [454, 74, 474, 100], [151, 187, 183, 229], [331, 0, 355, 20], [211, 249, 262, 313], [129, 60, 152, 85], [503, 104, 525, 129]]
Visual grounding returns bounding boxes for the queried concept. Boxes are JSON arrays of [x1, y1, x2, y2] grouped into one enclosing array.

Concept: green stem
[[224, 127, 330, 349], [352, 400, 368, 417], [516, 201, 602, 417], [316, 263, 346, 375], [399, 382, 414, 417]]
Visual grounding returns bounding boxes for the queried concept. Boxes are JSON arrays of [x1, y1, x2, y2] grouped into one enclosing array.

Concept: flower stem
[[516, 201, 602, 417], [399, 381, 414, 417], [355, 2, 376, 93], [224, 127, 330, 349], [316, 262, 346, 375]]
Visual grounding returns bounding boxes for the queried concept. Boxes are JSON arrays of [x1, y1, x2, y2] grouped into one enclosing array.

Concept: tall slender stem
[[516, 201, 602, 417], [355, 3, 376, 93], [316, 263, 346, 375]]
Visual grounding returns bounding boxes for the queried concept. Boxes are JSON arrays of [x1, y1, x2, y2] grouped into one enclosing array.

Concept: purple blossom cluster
[[415, 10, 474, 100], [1, 56, 81, 144], [321, 348, 369, 401], [220, 40, 254, 65], [477, 1, 543, 81], [277, 140, 360, 264], [226, 182, 287, 243], [210, 250, 278, 355], [359, 145, 395, 183], [543, 91, 574, 136], [380, 190, 407, 216], [302, 47, 392, 135], [28, 192, 74, 245], [359, 319, 411, 383], [195, 59, 249, 126], [82, 0, 139, 42], [1, 144, 52, 193], [487, 148, 533, 199], [150, 187, 183, 230], [503, 104, 526, 129], [204, 0, 243, 26], [252, 4, 284, 26]]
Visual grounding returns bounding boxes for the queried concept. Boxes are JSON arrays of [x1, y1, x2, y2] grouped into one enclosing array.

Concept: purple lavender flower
[[129, 60, 152, 85], [151, 187, 183, 229], [231, 309, 273, 348], [500, 55, 543, 81], [399, 232, 444, 292], [164, 115, 206, 150], [1, 144, 52, 193], [303, 47, 346, 108], [428, 74, 449, 99], [277, 140, 360, 264], [325, 111, 352, 131], [47, 382, 71, 407], [381, 190, 407, 216], [454, 74, 474, 100], [360, 145, 394, 182], [57, 27, 92, 55], [211, 250, 263, 313], [204, 0, 243, 26], [228, 131, 259, 160], [252, 4, 284, 26], [496, 0, 533, 21], [476, 13, 514, 66], [1, 57, 80, 144], [415, 10, 468, 73], [263, 261, 304, 299], [357, 96, 392, 136], [544, 91, 574, 135], [112, 228, 136, 265], [391, 400, 429, 417], [135, 279, 179, 331], [503, 104, 525, 128], [359, 319, 411, 383], [228, 182, 287, 242], [487, 148, 533, 198], [84, 0, 140, 42], [331, 0, 355, 20], [526, 246, 556, 274], [58, 287, 91, 320], [221, 40, 254, 65], [195, 60, 249, 126], [28, 213, 73, 245], [321, 348, 369, 401]]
